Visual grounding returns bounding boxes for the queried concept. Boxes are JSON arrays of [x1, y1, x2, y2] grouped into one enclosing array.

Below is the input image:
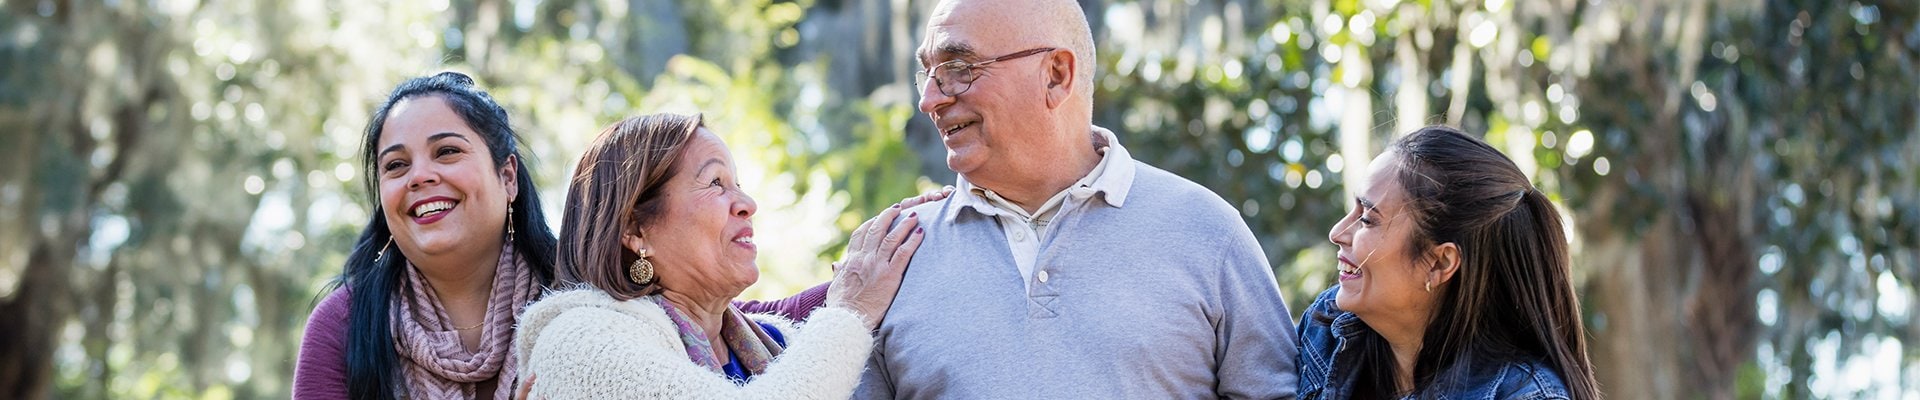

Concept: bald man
[[856, 0, 1299, 398]]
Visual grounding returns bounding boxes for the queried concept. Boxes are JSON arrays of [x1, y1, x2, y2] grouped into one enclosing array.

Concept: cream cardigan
[[513, 288, 872, 399]]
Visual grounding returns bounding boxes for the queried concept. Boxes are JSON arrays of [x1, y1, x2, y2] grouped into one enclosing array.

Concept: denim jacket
[[1296, 287, 1573, 400]]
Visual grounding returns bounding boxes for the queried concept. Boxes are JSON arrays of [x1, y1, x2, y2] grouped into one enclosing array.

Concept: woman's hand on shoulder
[[514, 373, 538, 400], [826, 187, 952, 330]]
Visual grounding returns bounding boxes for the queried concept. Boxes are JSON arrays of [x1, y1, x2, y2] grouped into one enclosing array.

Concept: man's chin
[[945, 153, 983, 175]]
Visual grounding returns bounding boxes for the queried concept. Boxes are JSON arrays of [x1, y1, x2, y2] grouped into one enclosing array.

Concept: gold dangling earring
[[374, 238, 394, 262], [628, 249, 655, 285], [506, 206, 516, 236]]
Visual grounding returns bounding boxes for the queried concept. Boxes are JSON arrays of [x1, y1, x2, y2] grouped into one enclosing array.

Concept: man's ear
[[1428, 242, 1462, 286], [500, 154, 520, 203], [1044, 49, 1076, 109]]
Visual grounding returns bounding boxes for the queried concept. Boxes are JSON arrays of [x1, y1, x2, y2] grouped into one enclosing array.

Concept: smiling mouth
[[943, 121, 975, 137], [411, 200, 457, 218], [731, 227, 755, 248]]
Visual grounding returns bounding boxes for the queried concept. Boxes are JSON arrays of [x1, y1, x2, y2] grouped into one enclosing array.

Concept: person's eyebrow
[[379, 143, 406, 159], [940, 42, 979, 61], [940, 42, 975, 59], [1356, 197, 1381, 214], [920, 41, 980, 67], [380, 132, 471, 159], [696, 157, 726, 177], [427, 132, 471, 144]]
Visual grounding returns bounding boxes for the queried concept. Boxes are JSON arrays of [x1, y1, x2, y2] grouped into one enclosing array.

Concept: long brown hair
[[556, 113, 704, 300], [1350, 126, 1600, 399]]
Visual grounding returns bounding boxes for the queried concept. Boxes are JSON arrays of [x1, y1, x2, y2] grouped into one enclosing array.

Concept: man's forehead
[[919, 0, 1008, 62], [919, 37, 979, 63]]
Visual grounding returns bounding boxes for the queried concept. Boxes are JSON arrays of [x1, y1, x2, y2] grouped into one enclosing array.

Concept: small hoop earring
[[374, 238, 394, 262], [1425, 280, 1432, 293], [628, 249, 655, 285]]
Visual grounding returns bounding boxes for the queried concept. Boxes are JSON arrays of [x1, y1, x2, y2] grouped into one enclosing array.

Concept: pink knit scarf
[[392, 241, 539, 399]]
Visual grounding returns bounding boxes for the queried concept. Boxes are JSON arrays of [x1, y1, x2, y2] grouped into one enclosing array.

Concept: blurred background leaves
[[0, 0, 1914, 398]]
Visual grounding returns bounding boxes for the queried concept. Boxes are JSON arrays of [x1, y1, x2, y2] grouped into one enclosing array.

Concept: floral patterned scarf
[[648, 295, 785, 380]]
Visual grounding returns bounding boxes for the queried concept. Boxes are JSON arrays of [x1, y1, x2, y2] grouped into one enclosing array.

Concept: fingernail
[[915, 227, 924, 234], [908, 211, 917, 217], [891, 203, 900, 208]]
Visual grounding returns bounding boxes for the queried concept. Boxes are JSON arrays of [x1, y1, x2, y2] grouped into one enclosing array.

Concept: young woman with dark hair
[[1298, 126, 1601, 399]]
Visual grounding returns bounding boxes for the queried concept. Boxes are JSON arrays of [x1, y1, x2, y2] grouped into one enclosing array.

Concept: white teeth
[[412, 200, 455, 217], [733, 237, 753, 244], [1338, 264, 1360, 275], [944, 122, 972, 135]]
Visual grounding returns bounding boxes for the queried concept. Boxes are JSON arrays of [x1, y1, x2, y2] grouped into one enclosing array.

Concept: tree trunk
[[1585, 216, 1685, 399], [0, 242, 75, 399]]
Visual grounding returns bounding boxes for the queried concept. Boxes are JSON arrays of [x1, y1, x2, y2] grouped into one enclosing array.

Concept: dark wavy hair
[[324, 71, 558, 399], [1348, 126, 1600, 399]]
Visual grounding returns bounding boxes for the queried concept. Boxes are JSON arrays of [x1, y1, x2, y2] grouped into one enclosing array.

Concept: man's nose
[[918, 80, 954, 115]]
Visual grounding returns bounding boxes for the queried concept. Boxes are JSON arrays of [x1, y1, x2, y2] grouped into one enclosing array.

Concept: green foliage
[[2, 0, 1914, 398], [1094, 7, 1349, 311], [0, 0, 922, 397], [1093, 0, 1918, 397]]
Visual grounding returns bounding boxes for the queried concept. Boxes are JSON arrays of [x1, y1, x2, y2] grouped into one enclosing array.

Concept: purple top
[[291, 283, 831, 399]]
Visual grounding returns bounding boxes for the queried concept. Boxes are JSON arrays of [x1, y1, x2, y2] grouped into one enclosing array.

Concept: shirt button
[[1037, 270, 1050, 283], [1011, 229, 1027, 241]]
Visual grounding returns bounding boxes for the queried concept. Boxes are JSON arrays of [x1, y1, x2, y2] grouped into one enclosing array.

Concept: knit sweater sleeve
[[292, 289, 351, 400], [733, 282, 829, 321], [522, 303, 873, 399]]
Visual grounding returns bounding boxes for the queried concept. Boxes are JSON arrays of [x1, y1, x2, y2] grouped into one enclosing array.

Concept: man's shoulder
[[902, 196, 951, 220], [902, 193, 999, 228], [1127, 162, 1230, 207], [1123, 161, 1248, 227], [1128, 161, 1204, 192]]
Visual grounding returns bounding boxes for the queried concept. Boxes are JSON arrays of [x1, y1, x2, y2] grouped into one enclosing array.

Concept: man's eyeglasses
[[914, 47, 1057, 97]]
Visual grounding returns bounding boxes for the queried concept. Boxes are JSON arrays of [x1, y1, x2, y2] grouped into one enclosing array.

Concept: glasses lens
[[939, 64, 973, 96]]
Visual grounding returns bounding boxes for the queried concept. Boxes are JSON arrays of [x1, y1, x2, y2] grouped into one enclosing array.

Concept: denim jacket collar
[[1297, 287, 1575, 400]]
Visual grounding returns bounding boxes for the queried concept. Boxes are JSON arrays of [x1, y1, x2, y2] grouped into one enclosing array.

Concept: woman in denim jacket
[[1298, 126, 1600, 399]]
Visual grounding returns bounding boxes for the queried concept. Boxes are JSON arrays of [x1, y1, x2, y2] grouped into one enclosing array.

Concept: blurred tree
[[1086, 0, 1919, 398], [1481, 0, 1919, 397], [3, 0, 1916, 398], [1, 0, 928, 397], [0, 0, 503, 396]]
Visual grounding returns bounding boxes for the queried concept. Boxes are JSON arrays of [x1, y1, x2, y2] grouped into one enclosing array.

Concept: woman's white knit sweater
[[513, 288, 873, 399]]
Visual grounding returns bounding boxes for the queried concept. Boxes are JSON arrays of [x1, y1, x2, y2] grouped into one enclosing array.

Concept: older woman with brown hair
[[1298, 126, 1601, 399], [513, 113, 932, 398]]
